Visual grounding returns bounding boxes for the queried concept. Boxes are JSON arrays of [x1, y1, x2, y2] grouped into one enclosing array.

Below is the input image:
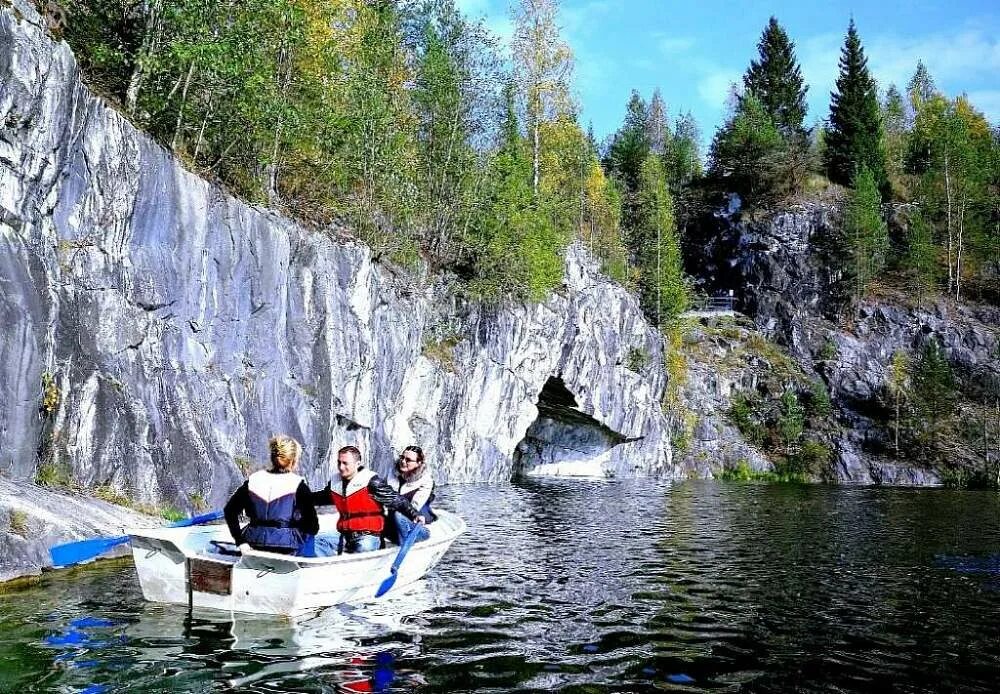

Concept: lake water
[[2, 480, 1000, 692]]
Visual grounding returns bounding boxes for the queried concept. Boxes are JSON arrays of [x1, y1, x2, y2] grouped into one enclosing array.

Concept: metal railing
[[688, 294, 736, 312]]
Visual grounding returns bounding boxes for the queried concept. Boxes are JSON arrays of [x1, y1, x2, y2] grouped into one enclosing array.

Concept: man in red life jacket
[[312, 445, 426, 554]]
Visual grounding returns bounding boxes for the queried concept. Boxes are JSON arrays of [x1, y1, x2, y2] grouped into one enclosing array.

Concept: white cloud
[[697, 69, 740, 109], [866, 28, 1000, 91], [965, 90, 1000, 124], [656, 36, 696, 56], [455, 0, 495, 19], [561, 0, 625, 38]]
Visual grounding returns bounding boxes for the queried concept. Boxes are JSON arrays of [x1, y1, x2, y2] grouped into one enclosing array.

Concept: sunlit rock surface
[[0, 477, 158, 581], [0, 2, 677, 522]]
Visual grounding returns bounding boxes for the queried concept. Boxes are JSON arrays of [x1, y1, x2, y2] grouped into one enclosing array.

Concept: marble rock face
[[0, 2, 678, 519]]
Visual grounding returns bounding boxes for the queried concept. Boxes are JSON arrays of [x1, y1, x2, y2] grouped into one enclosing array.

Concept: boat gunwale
[[128, 511, 466, 569]]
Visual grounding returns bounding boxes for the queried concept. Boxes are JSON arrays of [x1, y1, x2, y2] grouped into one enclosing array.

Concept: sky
[[456, 0, 1000, 151]]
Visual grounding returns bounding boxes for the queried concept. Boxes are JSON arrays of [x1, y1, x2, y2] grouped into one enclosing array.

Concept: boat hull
[[129, 511, 465, 615]]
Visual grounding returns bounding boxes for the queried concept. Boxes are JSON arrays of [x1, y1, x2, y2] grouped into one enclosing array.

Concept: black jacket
[[224, 478, 319, 546]]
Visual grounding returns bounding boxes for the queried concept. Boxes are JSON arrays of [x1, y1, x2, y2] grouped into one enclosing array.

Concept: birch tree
[[511, 0, 575, 195]]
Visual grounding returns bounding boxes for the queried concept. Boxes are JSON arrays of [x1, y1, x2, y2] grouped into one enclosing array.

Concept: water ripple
[[2, 480, 1000, 692]]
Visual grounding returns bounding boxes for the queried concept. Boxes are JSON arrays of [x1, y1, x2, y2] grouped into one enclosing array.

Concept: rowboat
[[128, 510, 465, 616]]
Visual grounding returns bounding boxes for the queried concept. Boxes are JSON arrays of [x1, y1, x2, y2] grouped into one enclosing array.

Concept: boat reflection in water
[[118, 578, 439, 690]]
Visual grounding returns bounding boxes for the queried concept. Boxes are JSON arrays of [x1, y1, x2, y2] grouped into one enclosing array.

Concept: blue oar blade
[[375, 524, 425, 598], [375, 572, 397, 598], [48, 509, 224, 568], [170, 510, 224, 528], [49, 535, 129, 567]]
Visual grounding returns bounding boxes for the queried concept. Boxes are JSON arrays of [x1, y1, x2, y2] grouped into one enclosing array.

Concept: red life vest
[[331, 468, 384, 534]]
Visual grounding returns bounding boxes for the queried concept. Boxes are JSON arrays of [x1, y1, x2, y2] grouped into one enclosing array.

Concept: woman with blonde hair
[[224, 435, 319, 555]]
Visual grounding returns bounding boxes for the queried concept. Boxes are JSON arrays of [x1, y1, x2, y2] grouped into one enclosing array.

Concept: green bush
[[729, 393, 766, 446], [8, 509, 29, 537], [35, 462, 72, 488], [805, 380, 833, 418], [775, 390, 805, 447], [626, 347, 648, 372]]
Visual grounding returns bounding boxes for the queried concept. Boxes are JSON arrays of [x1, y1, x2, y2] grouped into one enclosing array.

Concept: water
[[3, 480, 1000, 693]]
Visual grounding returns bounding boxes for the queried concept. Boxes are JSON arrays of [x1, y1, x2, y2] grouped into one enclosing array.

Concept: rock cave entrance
[[513, 376, 636, 478]]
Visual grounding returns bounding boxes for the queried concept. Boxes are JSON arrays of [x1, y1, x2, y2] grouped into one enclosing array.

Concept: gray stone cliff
[[0, 0, 678, 536]]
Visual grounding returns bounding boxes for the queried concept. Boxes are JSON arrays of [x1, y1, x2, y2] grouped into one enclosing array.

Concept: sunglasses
[[399, 456, 419, 464]]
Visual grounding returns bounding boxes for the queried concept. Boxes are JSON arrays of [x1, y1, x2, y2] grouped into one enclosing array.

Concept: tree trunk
[[532, 119, 540, 194], [126, 0, 162, 116], [171, 61, 196, 151], [956, 195, 965, 301], [944, 152, 953, 295]]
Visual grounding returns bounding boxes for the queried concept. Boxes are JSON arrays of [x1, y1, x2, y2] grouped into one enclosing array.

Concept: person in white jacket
[[386, 445, 437, 543]]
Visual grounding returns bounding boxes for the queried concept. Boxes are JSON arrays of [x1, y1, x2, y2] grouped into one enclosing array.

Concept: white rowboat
[[129, 511, 465, 616]]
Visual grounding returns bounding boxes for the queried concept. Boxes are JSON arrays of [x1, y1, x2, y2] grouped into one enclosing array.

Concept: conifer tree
[[665, 111, 702, 190], [844, 165, 888, 307], [646, 89, 671, 156], [708, 92, 783, 204], [635, 154, 688, 323], [605, 90, 651, 194], [742, 16, 808, 134], [882, 84, 907, 192], [907, 60, 937, 111], [605, 90, 651, 231], [825, 20, 888, 194]]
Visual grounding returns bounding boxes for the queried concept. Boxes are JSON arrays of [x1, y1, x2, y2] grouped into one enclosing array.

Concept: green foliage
[[776, 389, 805, 447], [634, 154, 689, 323], [729, 393, 767, 446], [605, 90, 651, 200], [718, 458, 808, 484], [908, 92, 995, 300], [94, 484, 130, 506], [35, 461, 72, 489], [422, 329, 462, 372], [818, 338, 838, 361], [189, 491, 208, 512], [626, 346, 648, 373], [468, 143, 567, 302], [8, 509, 29, 538], [824, 20, 888, 195], [903, 210, 940, 304], [742, 16, 808, 134], [40, 371, 60, 415], [709, 92, 802, 205], [234, 456, 252, 476], [881, 84, 908, 198], [805, 380, 833, 418], [844, 165, 888, 304], [911, 338, 957, 451], [664, 111, 702, 191], [159, 507, 187, 522], [784, 438, 832, 477]]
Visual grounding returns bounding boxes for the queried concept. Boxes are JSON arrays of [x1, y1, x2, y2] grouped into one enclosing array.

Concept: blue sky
[[456, 0, 1000, 150]]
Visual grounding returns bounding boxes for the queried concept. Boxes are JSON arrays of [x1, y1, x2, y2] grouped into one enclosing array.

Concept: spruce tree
[[844, 165, 888, 307], [882, 84, 907, 190], [635, 154, 688, 324], [743, 16, 808, 134], [824, 20, 888, 194], [907, 60, 937, 109], [605, 90, 651, 194], [605, 90, 651, 232]]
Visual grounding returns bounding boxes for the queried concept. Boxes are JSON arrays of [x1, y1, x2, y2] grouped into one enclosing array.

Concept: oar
[[375, 523, 425, 598], [49, 510, 224, 567]]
